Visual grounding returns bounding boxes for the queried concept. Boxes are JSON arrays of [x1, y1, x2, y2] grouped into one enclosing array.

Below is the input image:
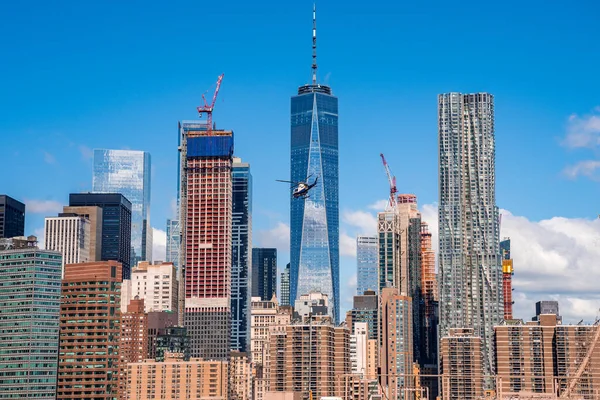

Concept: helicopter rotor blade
[[276, 179, 296, 184]]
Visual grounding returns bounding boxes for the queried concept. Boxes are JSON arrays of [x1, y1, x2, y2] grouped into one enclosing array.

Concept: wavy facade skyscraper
[[289, 5, 339, 321], [438, 92, 503, 379]]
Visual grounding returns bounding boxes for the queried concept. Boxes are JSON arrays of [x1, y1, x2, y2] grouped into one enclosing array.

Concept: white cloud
[[425, 204, 600, 323], [342, 210, 377, 235], [340, 232, 357, 257], [254, 222, 290, 253], [562, 108, 600, 149], [43, 151, 56, 165], [152, 228, 166, 262], [562, 160, 600, 181], [368, 199, 388, 211], [25, 199, 63, 214]]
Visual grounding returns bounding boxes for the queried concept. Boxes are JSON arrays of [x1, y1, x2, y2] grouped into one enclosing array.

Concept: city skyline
[[1, 1, 600, 322]]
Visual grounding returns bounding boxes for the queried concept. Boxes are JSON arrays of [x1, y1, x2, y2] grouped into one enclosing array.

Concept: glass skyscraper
[[289, 7, 339, 321], [93, 149, 152, 264], [231, 157, 252, 353], [252, 248, 277, 301], [438, 92, 502, 379], [356, 235, 378, 295], [0, 241, 62, 399], [166, 218, 180, 270], [290, 83, 339, 321]]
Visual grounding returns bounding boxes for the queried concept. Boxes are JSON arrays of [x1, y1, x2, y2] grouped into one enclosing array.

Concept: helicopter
[[276, 175, 319, 199]]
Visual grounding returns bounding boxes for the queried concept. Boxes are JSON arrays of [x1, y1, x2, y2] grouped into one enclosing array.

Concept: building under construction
[[500, 238, 514, 320]]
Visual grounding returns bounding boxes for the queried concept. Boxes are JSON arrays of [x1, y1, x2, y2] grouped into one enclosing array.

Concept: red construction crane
[[197, 73, 224, 135], [380, 153, 397, 210]]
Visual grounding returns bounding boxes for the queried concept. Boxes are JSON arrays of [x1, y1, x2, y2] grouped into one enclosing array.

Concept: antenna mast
[[312, 4, 317, 85]]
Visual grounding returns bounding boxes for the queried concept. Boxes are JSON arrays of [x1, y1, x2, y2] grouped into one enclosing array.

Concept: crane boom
[[560, 321, 600, 398], [197, 74, 224, 135], [380, 153, 397, 210]]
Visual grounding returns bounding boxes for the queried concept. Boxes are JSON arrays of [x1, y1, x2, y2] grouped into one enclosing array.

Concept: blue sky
[[1, 0, 600, 320]]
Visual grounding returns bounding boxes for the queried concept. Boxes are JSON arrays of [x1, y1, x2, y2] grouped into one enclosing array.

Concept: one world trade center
[[289, 5, 339, 321]]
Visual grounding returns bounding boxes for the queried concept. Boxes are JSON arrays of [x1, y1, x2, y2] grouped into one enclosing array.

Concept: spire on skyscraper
[[312, 3, 317, 85]]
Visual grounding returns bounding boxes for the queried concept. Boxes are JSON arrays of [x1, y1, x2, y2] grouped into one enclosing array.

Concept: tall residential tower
[[438, 92, 502, 378], [178, 121, 234, 360], [290, 5, 340, 321], [356, 235, 378, 295]]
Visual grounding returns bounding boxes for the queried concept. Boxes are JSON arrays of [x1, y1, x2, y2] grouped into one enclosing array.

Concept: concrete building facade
[[131, 261, 178, 313], [44, 213, 91, 275], [126, 353, 228, 400], [267, 320, 350, 400], [439, 328, 484, 400], [62, 205, 103, 261], [57, 261, 122, 400]]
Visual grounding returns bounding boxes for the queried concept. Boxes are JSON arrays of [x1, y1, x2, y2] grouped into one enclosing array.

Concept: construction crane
[[380, 153, 397, 211], [197, 73, 224, 135], [560, 318, 600, 398]]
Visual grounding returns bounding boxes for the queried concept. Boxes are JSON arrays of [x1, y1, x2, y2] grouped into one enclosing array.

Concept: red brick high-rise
[[119, 297, 148, 400], [57, 261, 122, 400], [178, 122, 234, 360]]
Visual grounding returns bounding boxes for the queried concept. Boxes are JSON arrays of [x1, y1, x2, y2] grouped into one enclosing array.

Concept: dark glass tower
[[69, 193, 132, 279], [251, 248, 277, 301], [0, 195, 25, 239], [290, 5, 339, 321], [231, 157, 252, 353]]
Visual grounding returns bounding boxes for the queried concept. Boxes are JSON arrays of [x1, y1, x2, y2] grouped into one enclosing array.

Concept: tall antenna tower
[[312, 4, 317, 85]]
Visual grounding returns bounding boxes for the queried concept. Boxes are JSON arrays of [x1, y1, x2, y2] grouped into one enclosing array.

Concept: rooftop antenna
[[312, 4, 317, 85]]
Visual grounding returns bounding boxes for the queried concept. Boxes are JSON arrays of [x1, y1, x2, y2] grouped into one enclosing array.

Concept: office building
[[147, 311, 179, 359], [232, 157, 252, 353], [290, 6, 339, 322], [166, 218, 180, 270], [131, 261, 178, 312], [119, 297, 148, 400], [532, 300, 562, 323], [178, 121, 234, 360], [44, 213, 91, 275], [0, 194, 25, 238], [495, 313, 600, 399], [379, 287, 414, 400], [229, 352, 252, 400], [440, 328, 484, 400], [0, 238, 61, 399], [267, 319, 349, 400], [93, 149, 152, 264], [252, 248, 277, 301], [356, 236, 378, 295], [346, 289, 378, 341], [57, 261, 122, 400], [156, 326, 190, 362], [69, 193, 132, 279], [438, 92, 503, 377], [280, 263, 290, 306], [62, 205, 103, 260], [126, 354, 228, 400]]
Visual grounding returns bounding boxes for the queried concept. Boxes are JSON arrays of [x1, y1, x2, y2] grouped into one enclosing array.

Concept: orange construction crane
[[380, 153, 397, 210], [197, 74, 224, 135]]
